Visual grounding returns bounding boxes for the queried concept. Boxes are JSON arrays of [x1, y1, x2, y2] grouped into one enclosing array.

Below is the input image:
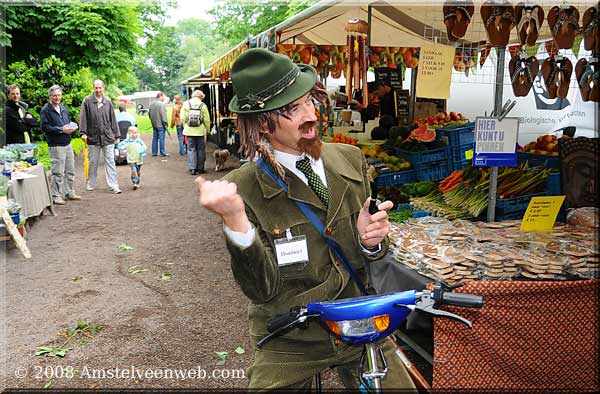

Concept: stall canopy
[[273, 0, 591, 47], [204, 0, 593, 81]]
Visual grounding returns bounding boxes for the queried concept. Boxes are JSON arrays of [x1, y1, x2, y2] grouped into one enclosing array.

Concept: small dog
[[214, 149, 230, 171]]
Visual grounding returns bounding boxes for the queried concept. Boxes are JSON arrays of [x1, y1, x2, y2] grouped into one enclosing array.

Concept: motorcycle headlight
[[325, 314, 390, 337]]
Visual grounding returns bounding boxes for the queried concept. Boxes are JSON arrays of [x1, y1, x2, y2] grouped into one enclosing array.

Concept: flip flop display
[[581, 6, 599, 52], [481, 1, 515, 47], [443, 0, 475, 41], [548, 5, 580, 50], [542, 56, 573, 99], [575, 58, 600, 102], [515, 3, 545, 46], [509, 54, 539, 97]]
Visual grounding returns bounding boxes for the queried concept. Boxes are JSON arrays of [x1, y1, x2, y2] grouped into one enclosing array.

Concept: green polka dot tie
[[296, 157, 329, 207]]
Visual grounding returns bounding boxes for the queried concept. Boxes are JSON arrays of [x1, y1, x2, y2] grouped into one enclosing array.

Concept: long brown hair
[[236, 80, 329, 180]]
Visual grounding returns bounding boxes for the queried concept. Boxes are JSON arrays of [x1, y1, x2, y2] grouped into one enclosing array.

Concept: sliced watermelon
[[409, 126, 436, 143]]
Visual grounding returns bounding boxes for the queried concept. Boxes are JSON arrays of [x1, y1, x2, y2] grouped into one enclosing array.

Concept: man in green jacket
[[196, 48, 415, 391]]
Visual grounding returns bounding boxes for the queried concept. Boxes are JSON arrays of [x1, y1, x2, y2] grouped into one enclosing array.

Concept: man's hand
[[196, 177, 249, 232], [115, 138, 120, 144], [356, 198, 393, 249], [81, 134, 88, 142], [62, 125, 74, 134]]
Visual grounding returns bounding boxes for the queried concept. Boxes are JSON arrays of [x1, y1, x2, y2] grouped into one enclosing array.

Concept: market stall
[[7, 164, 54, 220]]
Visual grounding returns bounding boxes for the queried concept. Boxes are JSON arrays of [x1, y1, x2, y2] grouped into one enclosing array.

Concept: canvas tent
[[267, 0, 591, 48]]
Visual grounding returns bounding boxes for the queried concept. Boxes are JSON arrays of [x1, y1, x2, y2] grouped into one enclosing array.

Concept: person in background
[[181, 89, 210, 175], [117, 126, 147, 190], [148, 91, 168, 157], [40, 84, 80, 205], [371, 79, 396, 124], [116, 104, 137, 127], [79, 79, 121, 194], [170, 95, 186, 156], [4, 84, 37, 145], [195, 48, 415, 391]]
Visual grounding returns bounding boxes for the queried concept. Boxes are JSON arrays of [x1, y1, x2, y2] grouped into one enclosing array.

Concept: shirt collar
[[274, 150, 315, 171]]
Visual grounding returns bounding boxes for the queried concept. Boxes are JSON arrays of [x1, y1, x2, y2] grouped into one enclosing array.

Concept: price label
[[465, 149, 473, 160], [520, 196, 565, 233]]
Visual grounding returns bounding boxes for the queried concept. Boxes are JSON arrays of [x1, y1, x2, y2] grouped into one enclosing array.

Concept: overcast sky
[[165, 0, 216, 24]]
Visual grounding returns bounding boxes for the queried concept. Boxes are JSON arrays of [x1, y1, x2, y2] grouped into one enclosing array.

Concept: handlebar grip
[[441, 292, 483, 308], [267, 312, 297, 333]]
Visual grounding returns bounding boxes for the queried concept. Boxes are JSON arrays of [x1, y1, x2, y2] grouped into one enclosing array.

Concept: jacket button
[[325, 226, 334, 234], [335, 339, 341, 346], [334, 259, 341, 266]]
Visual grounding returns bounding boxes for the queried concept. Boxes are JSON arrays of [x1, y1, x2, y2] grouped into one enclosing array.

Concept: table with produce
[[326, 113, 598, 283], [0, 144, 53, 225]]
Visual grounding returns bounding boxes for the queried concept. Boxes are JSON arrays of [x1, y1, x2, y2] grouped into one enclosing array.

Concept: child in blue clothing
[[117, 126, 147, 190]]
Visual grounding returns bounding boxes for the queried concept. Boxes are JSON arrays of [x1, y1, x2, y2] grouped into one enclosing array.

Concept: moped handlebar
[[440, 291, 484, 308]]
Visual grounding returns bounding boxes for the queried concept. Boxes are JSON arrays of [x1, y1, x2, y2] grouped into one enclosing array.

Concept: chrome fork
[[362, 343, 388, 392]]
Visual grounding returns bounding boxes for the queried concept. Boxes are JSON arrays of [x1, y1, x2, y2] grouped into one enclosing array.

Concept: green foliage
[[144, 25, 186, 96], [4, 4, 143, 84], [71, 138, 85, 157], [36, 142, 51, 170], [174, 18, 230, 83], [4, 56, 93, 142], [208, 0, 317, 46]]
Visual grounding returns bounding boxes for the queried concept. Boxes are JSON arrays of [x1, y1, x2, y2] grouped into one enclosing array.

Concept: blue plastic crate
[[436, 122, 475, 146], [415, 162, 450, 181], [375, 169, 416, 186], [545, 172, 561, 196], [495, 192, 547, 215], [517, 152, 560, 169], [396, 147, 448, 168], [447, 142, 474, 171]]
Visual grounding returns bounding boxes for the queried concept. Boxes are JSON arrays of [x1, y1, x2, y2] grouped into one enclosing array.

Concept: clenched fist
[[195, 177, 250, 232]]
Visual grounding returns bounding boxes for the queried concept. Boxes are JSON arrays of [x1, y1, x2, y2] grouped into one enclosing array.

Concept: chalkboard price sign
[[374, 67, 403, 90]]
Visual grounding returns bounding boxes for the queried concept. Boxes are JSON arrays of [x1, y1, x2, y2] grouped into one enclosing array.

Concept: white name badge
[[274, 236, 309, 267]]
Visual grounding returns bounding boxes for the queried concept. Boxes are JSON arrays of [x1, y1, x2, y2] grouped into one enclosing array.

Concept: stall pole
[[487, 47, 506, 222], [409, 67, 417, 124]]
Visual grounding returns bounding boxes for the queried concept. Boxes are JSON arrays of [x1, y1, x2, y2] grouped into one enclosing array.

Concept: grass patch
[[130, 105, 175, 135]]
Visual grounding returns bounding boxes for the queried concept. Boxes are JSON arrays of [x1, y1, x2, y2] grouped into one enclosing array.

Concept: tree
[[175, 18, 230, 80], [208, 0, 317, 47], [144, 25, 187, 95], [3, 4, 143, 84]]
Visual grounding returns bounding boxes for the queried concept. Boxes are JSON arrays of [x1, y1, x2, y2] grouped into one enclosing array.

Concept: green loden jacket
[[223, 142, 389, 389]]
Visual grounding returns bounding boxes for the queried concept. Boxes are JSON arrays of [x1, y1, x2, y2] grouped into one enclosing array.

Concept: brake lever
[[413, 293, 473, 329]]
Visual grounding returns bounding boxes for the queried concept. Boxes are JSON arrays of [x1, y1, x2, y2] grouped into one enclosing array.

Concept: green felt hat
[[228, 48, 317, 114]]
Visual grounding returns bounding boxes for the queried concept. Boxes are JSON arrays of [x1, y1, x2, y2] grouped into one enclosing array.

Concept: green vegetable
[[388, 208, 413, 223]]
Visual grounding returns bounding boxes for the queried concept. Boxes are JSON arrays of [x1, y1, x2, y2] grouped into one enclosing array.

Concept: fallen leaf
[[118, 243, 134, 251], [71, 276, 82, 282], [214, 351, 228, 366], [160, 272, 172, 281], [234, 346, 245, 354], [43, 379, 54, 389], [35, 346, 71, 357]]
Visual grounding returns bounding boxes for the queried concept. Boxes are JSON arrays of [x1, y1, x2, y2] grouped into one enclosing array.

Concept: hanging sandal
[[548, 5, 580, 50], [542, 56, 573, 99], [481, 2, 515, 47], [515, 3, 544, 46], [509, 54, 539, 97], [581, 6, 599, 52], [576, 58, 600, 102], [576, 58, 593, 101]]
